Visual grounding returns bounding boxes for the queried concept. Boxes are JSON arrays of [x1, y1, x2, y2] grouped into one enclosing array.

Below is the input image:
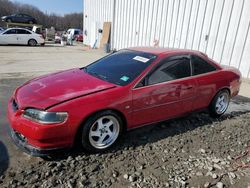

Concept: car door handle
[[183, 86, 193, 90]]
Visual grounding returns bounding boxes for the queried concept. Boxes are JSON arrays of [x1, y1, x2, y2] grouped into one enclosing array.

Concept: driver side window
[[148, 58, 191, 85]]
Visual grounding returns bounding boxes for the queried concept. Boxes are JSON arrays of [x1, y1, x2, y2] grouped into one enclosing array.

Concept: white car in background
[[67, 28, 82, 40], [0, 28, 45, 46]]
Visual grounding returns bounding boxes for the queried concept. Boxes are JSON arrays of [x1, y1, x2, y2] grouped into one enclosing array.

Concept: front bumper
[[10, 129, 67, 157], [7, 98, 74, 156]]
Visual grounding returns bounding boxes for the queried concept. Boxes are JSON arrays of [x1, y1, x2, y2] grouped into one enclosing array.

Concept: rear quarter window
[[192, 55, 216, 75]]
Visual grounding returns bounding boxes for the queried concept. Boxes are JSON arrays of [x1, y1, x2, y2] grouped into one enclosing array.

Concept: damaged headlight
[[23, 108, 68, 124]]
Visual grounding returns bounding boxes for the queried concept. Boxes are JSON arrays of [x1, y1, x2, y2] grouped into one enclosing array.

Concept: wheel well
[[73, 109, 127, 145], [219, 87, 231, 96]]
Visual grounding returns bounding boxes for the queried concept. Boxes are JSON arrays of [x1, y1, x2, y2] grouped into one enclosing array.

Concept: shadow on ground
[[232, 95, 250, 103], [0, 141, 9, 176], [43, 107, 250, 161]]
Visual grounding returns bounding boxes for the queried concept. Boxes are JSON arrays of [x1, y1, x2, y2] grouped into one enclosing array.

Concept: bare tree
[[0, 0, 83, 30]]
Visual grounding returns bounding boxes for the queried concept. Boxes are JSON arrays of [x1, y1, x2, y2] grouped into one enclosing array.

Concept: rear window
[[84, 50, 157, 86]]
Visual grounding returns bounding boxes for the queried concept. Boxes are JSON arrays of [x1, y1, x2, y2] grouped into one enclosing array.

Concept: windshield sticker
[[133, 56, 150, 63], [120, 76, 130, 82]]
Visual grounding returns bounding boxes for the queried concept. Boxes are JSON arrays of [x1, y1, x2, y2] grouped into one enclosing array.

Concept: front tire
[[81, 111, 123, 153], [209, 90, 230, 118], [28, 20, 33, 24], [6, 19, 11, 23], [28, 39, 37, 46]]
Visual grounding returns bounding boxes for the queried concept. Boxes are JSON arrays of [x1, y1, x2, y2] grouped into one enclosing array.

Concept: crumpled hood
[[14, 68, 116, 109]]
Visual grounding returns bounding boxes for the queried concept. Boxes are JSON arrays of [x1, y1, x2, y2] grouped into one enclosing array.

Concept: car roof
[[127, 47, 207, 57], [68, 28, 81, 31], [15, 13, 31, 16], [6, 28, 30, 31], [3, 28, 34, 33]]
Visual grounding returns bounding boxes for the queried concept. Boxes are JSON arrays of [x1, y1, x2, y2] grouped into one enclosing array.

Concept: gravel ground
[[0, 107, 250, 187]]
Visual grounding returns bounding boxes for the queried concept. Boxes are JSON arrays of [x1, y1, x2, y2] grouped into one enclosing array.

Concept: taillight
[[40, 34, 45, 39]]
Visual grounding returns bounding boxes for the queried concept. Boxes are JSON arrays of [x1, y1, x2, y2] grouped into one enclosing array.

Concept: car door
[[16, 29, 31, 45], [12, 14, 20, 22], [14, 14, 23, 23], [131, 55, 197, 127], [191, 55, 218, 111], [22, 14, 29, 23], [0, 29, 17, 44]]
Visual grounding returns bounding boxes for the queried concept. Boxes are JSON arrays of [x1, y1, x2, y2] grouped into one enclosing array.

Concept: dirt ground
[[0, 45, 250, 187]]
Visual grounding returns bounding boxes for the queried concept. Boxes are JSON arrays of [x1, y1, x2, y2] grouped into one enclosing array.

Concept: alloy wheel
[[28, 39, 37, 46], [215, 92, 229, 114], [88, 115, 120, 149]]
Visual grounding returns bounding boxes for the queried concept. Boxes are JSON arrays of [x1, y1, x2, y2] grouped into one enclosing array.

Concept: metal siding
[[186, 0, 201, 49], [156, 0, 164, 46], [228, 0, 245, 66], [206, 0, 225, 57], [159, 0, 169, 47], [221, 0, 243, 66], [128, 0, 135, 47], [230, 0, 250, 73], [135, 0, 142, 46], [84, 0, 250, 78], [175, 0, 187, 48], [151, 0, 159, 46], [238, 21, 250, 77], [196, 0, 208, 51], [131, 0, 137, 47], [171, 0, 181, 48], [167, 0, 175, 47], [83, 0, 113, 47], [212, 0, 233, 61], [204, 0, 216, 53], [180, 0, 193, 49], [162, 0, 170, 47]]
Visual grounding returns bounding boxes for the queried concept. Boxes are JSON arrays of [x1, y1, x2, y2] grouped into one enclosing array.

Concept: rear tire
[[81, 111, 123, 153], [28, 39, 37, 46], [28, 20, 33, 24], [209, 90, 230, 118]]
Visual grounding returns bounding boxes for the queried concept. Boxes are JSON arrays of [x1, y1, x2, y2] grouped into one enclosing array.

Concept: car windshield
[[84, 50, 157, 86]]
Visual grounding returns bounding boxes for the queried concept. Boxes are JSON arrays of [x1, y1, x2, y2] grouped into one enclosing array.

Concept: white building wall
[[83, 0, 113, 47], [83, 0, 250, 78]]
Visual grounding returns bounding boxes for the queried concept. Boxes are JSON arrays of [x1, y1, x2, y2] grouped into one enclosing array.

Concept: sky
[[11, 0, 83, 15]]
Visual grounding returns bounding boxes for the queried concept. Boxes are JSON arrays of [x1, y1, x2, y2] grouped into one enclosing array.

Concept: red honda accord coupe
[[7, 47, 241, 156]]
